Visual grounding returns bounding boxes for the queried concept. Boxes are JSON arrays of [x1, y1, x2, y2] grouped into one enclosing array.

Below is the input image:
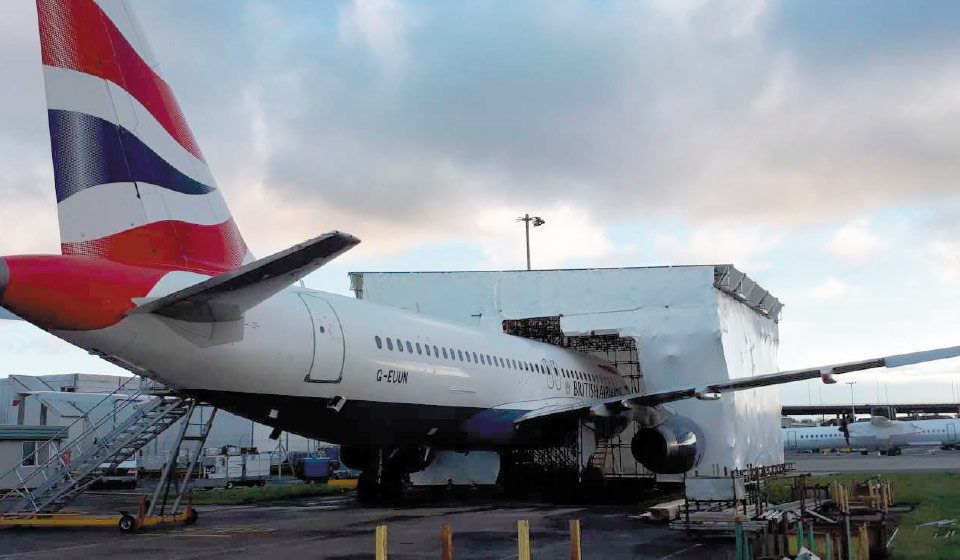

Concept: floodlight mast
[[516, 214, 545, 270], [846, 381, 857, 417]]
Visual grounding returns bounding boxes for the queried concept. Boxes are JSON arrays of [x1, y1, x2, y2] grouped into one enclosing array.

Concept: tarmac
[[0, 492, 733, 560], [787, 446, 960, 474]]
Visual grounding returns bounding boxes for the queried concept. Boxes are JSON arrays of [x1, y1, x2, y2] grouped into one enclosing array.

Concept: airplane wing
[[128, 231, 360, 322], [515, 345, 960, 423]]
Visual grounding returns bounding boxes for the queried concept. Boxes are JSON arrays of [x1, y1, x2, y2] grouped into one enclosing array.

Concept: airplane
[[783, 406, 960, 456], [1, 0, 960, 501]]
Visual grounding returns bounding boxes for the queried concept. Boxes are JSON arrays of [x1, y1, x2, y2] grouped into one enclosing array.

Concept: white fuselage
[[56, 282, 630, 448], [783, 417, 960, 452]]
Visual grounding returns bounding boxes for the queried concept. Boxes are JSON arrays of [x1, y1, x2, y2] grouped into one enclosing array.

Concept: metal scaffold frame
[[502, 316, 653, 481]]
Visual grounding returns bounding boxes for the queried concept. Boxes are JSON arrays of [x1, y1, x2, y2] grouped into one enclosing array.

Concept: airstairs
[[0, 377, 212, 515]]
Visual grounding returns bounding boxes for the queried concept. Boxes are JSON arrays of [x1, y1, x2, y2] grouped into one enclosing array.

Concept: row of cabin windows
[[373, 336, 616, 386]]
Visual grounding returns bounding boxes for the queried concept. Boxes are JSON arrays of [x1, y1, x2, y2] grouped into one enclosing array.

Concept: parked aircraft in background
[[2, 0, 960, 500], [783, 406, 960, 456]]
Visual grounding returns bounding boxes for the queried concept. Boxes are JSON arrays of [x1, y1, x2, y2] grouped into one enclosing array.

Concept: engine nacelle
[[630, 417, 702, 474]]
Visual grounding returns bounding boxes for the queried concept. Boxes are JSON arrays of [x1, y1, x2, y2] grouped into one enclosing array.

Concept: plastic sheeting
[[351, 266, 784, 483]]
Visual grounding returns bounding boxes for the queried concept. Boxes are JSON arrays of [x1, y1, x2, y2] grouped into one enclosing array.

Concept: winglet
[[128, 231, 360, 322]]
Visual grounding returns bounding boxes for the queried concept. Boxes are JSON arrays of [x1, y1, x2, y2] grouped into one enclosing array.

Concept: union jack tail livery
[[39, 0, 249, 275]]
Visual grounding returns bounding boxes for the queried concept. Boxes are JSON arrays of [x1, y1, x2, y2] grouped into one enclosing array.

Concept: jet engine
[[630, 416, 702, 474]]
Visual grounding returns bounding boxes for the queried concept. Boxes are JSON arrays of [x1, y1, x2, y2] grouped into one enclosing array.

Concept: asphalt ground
[[0, 492, 734, 560], [787, 446, 960, 474]]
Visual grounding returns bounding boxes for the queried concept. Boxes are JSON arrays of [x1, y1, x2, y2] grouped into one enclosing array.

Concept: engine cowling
[[630, 417, 702, 474]]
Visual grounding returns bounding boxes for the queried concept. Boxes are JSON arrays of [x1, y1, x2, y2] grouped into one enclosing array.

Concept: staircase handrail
[[0, 377, 160, 503]]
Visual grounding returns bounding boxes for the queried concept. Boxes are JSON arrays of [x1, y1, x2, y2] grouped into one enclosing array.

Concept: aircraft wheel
[[118, 514, 137, 532], [357, 472, 379, 504]]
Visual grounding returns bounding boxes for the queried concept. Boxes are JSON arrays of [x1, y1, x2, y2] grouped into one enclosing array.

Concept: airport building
[[0, 373, 327, 473]]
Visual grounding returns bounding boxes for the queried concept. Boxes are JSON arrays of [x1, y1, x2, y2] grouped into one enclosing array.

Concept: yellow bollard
[[517, 519, 531, 560], [376, 524, 388, 560], [441, 522, 453, 560], [570, 519, 582, 560]]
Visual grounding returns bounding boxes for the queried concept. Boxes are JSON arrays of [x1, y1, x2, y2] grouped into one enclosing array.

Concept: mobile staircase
[[0, 377, 216, 528]]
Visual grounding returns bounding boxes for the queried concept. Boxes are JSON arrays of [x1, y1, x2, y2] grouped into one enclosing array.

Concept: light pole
[[516, 214, 545, 271], [845, 381, 857, 417]]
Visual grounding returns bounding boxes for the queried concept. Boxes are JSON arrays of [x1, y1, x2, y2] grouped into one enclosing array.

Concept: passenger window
[[434, 346, 439, 357], [406, 341, 414, 353], [487, 354, 493, 365], [387, 338, 394, 351], [479, 354, 486, 365], [458, 350, 464, 361], [425, 345, 431, 356], [500, 357, 506, 368], [375, 336, 382, 349], [416, 342, 422, 355], [442, 348, 448, 359], [466, 352, 472, 363], [472, 352, 478, 363], [397, 339, 404, 352]]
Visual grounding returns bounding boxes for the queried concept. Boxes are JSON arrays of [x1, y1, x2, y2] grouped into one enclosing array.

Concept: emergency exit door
[[300, 294, 345, 383]]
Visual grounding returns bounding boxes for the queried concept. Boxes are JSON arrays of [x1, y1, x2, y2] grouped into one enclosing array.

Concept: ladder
[[0, 380, 195, 514], [589, 440, 613, 472]]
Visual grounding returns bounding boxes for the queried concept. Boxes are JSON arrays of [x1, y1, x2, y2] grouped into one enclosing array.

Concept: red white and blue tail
[[37, 0, 250, 275]]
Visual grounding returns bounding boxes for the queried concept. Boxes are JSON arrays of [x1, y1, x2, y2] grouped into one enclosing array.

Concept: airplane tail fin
[[37, 0, 250, 275]]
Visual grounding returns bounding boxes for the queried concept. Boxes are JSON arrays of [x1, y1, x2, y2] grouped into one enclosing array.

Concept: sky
[[2, 0, 960, 407]]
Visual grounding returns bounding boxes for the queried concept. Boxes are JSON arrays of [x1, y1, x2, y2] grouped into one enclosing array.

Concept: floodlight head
[[533, 217, 545, 227]]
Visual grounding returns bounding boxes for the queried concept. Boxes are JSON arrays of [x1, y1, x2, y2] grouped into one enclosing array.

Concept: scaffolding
[[502, 316, 653, 481]]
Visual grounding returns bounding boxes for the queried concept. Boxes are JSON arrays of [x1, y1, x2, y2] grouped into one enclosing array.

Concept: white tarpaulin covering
[[350, 266, 784, 481]]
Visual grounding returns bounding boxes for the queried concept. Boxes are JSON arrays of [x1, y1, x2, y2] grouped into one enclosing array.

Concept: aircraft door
[[300, 294, 346, 383], [949, 423, 958, 443], [786, 431, 797, 449]]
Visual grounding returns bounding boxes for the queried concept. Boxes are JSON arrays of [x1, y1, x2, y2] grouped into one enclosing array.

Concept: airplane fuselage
[[784, 417, 960, 452], [54, 275, 630, 449]]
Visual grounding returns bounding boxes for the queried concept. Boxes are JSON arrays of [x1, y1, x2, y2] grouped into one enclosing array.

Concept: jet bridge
[[349, 265, 784, 499]]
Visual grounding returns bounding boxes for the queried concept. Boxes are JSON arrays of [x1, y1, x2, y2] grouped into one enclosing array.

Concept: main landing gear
[[356, 449, 407, 504]]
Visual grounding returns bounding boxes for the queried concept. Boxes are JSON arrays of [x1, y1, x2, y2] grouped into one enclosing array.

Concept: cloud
[[808, 277, 853, 301], [827, 219, 881, 262], [653, 222, 782, 268], [3, 1, 960, 258], [924, 239, 960, 283], [338, 0, 415, 76]]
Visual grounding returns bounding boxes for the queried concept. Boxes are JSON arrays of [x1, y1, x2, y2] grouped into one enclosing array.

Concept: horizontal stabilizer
[[129, 231, 360, 322]]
